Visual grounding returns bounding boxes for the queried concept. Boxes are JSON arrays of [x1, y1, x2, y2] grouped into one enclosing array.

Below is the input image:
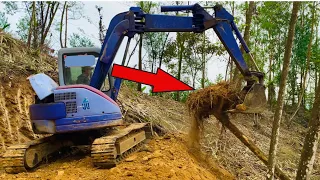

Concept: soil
[[0, 134, 234, 180], [0, 77, 39, 153]]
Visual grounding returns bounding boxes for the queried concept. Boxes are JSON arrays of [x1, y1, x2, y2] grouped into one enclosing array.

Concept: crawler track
[[2, 135, 74, 174], [91, 123, 152, 168], [2, 144, 30, 173], [2, 123, 152, 173]]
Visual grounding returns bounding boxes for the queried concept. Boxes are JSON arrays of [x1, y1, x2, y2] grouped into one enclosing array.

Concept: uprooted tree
[[186, 82, 290, 180]]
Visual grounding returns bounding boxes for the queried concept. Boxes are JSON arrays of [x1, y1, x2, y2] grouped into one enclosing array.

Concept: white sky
[[0, 1, 228, 89]]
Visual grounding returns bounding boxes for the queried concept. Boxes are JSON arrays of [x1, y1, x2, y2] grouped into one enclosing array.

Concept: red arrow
[[111, 64, 194, 92]]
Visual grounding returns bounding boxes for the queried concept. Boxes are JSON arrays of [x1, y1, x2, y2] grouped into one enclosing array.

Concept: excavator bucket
[[242, 83, 267, 113]]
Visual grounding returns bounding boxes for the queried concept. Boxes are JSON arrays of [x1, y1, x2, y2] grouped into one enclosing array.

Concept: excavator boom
[[90, 3, 266, 110]]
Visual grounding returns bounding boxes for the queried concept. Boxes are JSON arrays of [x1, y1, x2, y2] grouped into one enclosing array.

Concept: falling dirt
[[0, 134, 235, 180], [186, 81, 243, 149]]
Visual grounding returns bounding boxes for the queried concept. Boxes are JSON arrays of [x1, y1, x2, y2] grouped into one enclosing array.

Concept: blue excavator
[[2, 3, 266, 173]]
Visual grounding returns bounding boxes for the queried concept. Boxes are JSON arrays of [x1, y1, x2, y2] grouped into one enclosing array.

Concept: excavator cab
[[58, 47, 114, 97]]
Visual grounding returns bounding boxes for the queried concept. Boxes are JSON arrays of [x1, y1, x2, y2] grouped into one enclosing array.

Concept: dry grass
[[0, 32, 57, 79]]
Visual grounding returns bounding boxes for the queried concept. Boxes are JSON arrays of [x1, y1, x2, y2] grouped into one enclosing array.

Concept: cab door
[[57, 47, 114, 97]]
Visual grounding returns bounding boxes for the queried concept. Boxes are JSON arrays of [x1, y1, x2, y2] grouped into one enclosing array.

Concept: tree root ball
[[186, 81, 243, 149]]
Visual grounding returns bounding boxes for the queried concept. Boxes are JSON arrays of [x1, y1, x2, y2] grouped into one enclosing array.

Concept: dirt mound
[[0, 78, 36, 151], [0, 134, 234, 180], [0, 32, 57, 155], [186, 81, 242, 149]]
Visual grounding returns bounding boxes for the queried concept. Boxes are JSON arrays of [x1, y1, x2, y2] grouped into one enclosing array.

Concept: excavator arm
[[90, 3, 265, 101]]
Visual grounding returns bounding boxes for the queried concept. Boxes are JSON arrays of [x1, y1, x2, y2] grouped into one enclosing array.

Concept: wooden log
[[216, 113, 290, 180]]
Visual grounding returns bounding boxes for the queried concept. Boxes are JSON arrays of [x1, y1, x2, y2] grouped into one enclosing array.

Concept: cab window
[[62, 53, 110, 92]]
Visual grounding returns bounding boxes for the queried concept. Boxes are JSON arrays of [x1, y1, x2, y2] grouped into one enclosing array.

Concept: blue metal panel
[[144, 15, 193, 32], [230, 22, 250, 53], [31, 113, 122, 134], [111, 78, 122, 100], [161, 5, 195, 12], [55, 113, 122, 126], [213, 6, 249, 75], [90, 12, 128, 90], [99, 20, 129, 65], [29, 102, 66, 120], [56, 119, 122, 133]]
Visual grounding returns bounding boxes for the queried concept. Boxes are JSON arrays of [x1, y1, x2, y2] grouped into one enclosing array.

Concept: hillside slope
[[1, 32, 319, 180], [0, 33, 233, 179]]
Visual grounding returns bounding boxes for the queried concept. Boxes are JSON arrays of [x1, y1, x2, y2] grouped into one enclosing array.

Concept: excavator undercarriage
[[2, 123, 152, 173]]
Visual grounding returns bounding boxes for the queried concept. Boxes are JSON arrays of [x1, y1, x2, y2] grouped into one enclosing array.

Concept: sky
[[0, 1, 228, 89]]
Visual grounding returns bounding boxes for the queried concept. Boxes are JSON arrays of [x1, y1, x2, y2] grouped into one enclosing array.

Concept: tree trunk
[[296, 74, 320, 179], [316, 72, 318, 93], [215, 113, 290, 180], [65, 3, 68, 48], [225, 58, 230, 81], [97, 6, 105, 44], [201, 32, 206, 88], [267, 2, 300, 179], [233, 1, 255, 90], [41, 3, 50, 42], [288, 2, 315, 127], [60, 2, 67, 48], [176, 32, 184, 101], [32, 4, 38, 49], [159, 32, 169, 69], [137, 34, 143, 92], [27, 2, 36, 48], [292, 65, 297, 105], [40, 2, 59, 47], [229, 57, 233, 80], [268, 48, 273, 107], [126, 39, 140, 67]]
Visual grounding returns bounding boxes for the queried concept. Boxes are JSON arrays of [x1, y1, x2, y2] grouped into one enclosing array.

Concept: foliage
[[138, 1, 168, 73], [1, 1, 18, 15], [16, 16, 29, 42], [215, 74, 224, 83], [69, 33, 94, 47], [0, 11, 10, 31]]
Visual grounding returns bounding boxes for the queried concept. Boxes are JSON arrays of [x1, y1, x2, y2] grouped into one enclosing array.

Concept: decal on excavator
[[82, 98, 90, 110]]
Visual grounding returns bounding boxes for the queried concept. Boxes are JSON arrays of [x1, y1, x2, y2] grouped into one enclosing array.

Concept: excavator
[[2, 3, 266, 173]]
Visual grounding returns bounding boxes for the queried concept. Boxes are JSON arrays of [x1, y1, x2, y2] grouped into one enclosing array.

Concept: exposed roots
[[186, 81, 244, 149]]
